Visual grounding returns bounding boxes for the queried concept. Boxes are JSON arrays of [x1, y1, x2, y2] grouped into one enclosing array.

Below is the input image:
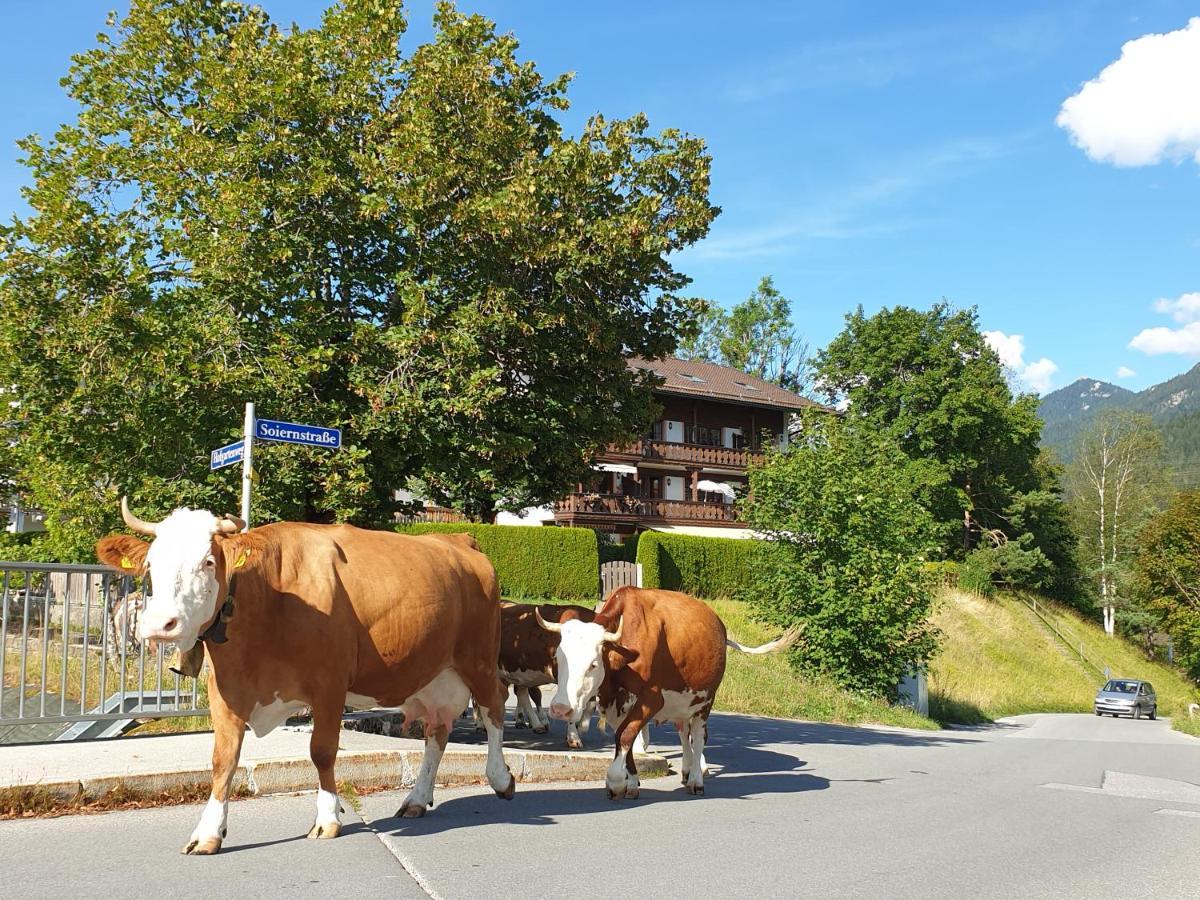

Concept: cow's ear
[[97, 535, 150, 574], [216, 531, 266, 573], [604, 644, 638, 671]]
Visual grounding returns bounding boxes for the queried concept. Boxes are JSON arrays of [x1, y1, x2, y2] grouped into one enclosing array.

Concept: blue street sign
[[210, 440, 245, 470], [255, 418, 342, 450]]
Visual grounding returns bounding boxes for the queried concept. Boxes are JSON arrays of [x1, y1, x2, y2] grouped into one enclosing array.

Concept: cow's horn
[[534, 608, 562, 634], [602, 616, 623, 645], [120, 496, 159, 536], [215, 514, 245, 535]]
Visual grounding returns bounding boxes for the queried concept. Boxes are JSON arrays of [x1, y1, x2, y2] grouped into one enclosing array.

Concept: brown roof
[[628, 356, 821, 411]]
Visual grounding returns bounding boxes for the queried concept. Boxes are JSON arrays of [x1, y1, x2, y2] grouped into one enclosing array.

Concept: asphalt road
[[4, 712, 1198, 900]]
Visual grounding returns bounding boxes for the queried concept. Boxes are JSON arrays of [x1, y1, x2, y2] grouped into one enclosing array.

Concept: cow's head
[[96, 498, 259, 651], [536, 609, 625, 722]]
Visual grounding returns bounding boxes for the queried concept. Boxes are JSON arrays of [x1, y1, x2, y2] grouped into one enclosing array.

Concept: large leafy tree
[[814, 303, 1045, 556], [0, 0, 716, 555], [1133, 491, 1200, 681], [678, 276, 811, 393], [743, 411, 942, 696]]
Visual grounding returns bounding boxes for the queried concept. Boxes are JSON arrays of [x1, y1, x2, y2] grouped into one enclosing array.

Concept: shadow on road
[[373, 770, 833, 837]]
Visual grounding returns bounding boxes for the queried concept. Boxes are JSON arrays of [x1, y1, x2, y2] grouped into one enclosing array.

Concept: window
[[733, 381, 760, 391], [677, 372, 706, 383]]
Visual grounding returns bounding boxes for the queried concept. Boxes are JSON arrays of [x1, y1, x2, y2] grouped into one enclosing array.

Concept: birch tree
[[1066, 411, 1165, 636]]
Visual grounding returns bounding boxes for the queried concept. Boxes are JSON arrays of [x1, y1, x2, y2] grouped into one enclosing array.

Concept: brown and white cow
[[96, 499, 515, 855], [537, 586, 799, 799], [498, 601, 598, 748]]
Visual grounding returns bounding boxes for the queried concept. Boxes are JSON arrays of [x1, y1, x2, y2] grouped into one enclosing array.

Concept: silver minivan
[[1094, 679, 1157, 719]]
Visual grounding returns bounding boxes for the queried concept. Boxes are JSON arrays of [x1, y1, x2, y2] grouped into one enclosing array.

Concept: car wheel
[[1149, 706, 1157, 721], [1133, 705, 1142, 720], [1095, 710, 1102, 716]]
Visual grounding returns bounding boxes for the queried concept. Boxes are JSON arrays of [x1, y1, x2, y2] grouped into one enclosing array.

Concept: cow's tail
[[726, 622, 802, 655]]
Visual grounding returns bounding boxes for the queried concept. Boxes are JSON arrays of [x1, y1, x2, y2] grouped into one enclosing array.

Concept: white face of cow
[[548, 620, 612, 722], [139, 509, 224, 648]]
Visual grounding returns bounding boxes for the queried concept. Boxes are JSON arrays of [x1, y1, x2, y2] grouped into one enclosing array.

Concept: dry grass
[[928, 590, 1200, 725], [0, 781, 251, 820]]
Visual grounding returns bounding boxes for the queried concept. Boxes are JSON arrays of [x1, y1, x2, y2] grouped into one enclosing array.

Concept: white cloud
[[983, 330, 1059, 394], [1130, 292, 1200, 354], [1130, 322, 1200, 355], [1116, 365, 1137, 378], [1057, 18, 1200, 167], [1153, 291, 1200, 322]]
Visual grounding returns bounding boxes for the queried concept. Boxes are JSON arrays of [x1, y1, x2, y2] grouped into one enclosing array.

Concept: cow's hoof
[[606, 787, 627, 801], [686, 783, 705, 796], [532, 725, 549, 735], [680, 770, 690, 785], [398, 802, 428, 819], [307, 821, 341, 839], [181, 837, 222, 855], [566, 736, 583, 749], [626, 787, 640, 799], [496, 774, 516, 801]]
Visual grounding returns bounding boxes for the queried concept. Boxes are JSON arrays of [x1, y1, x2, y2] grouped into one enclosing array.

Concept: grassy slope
[[929, 590, 1200, 727]]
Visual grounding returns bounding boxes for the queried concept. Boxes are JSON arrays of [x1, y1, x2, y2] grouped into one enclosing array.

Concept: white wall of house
[[662, 474, 685, 501]]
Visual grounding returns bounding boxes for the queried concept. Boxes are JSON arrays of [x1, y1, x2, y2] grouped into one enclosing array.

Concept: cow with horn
[[536, 586, 800, 799], [96, 498, 515, 855]]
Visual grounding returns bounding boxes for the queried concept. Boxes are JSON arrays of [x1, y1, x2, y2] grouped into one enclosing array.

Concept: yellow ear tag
[[232, 549, 250, 569], [120, 556, 135, 570]]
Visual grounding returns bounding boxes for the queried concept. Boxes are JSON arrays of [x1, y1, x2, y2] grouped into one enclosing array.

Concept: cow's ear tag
[[232, 549, 250, 569], [120, 556, 135, 570]]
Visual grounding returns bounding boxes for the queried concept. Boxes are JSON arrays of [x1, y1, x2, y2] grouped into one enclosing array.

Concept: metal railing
[[0, 561, 207, 739]]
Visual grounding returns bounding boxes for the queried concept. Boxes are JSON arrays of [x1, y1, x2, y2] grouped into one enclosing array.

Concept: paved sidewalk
[[0, 721, 667, 803]]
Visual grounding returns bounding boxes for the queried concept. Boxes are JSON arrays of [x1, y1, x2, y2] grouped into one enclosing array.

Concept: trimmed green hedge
[[635, 531, 760, 599], [394, 523, 598, 600]]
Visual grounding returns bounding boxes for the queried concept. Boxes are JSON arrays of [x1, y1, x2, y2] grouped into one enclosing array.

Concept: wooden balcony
[[553, 493, 743, 529], [604, 439, 765, 470]]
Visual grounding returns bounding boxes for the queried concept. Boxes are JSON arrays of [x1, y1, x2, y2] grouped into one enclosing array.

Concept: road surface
[[3, 712, 1198, 899]]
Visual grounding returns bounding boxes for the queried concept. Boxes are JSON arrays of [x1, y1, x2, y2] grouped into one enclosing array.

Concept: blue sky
[[3, 1, 1199, 396]]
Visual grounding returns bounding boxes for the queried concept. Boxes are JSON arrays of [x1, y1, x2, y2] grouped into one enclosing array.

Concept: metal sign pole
[[240, 402, 255, 530]]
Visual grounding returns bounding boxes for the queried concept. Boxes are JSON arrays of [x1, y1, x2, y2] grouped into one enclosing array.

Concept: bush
[[957, 552, 995, 597], [636, 531, 760, 599], [394, 523, 598, 601], [742, 412, 942, 697]]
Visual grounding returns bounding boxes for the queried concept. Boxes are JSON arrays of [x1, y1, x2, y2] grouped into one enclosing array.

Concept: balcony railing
[[604, 439, 765, 469], [553, 493, 741, 525]]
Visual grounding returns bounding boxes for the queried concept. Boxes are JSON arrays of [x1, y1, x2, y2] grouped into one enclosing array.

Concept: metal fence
[[0, 561, 207, 741]]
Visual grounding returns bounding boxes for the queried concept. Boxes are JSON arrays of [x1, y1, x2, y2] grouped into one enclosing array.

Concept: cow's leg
[[183, 686, 245, 855], [577, 699, 594, 735], [399, 720, 448, 818], [607, 694, 662, 801], [565, 717, 583, 749], [686, 716, 707, 796], [515, 686, 546, 734], [677, 719, 694, 785], [307, 702, 343, 839], [633, 723, 651, 753], [461, 667, 516, 800]]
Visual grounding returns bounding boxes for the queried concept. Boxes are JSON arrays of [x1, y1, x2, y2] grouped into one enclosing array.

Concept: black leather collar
[[200, 575, 237, 645]]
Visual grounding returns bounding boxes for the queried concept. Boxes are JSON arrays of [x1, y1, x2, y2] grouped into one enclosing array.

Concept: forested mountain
[[1040, 363, 1200, 478]]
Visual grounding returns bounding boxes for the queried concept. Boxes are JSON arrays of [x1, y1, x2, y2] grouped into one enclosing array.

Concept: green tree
[[743, 411, 941, 696], [1065, 410, 1166, 636], [0, 0, 717, 556], [1133, 491, 1200, 681], [814, 303, 1044, 557], [677, 277, 811, 393]]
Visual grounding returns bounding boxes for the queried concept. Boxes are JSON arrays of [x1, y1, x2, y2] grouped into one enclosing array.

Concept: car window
[[1103, 680, 1138, 693], [1145, 683, 1154, 694]]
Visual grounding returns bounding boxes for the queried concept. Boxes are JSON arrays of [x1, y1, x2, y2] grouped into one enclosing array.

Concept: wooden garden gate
[[599, 561, 642, 602]]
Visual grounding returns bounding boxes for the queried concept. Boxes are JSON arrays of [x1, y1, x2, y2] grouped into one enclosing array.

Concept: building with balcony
[[552, 356, 821, 539]]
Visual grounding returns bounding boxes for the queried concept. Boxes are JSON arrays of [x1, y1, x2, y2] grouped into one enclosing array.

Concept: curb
[[1, 747, 671, 811]]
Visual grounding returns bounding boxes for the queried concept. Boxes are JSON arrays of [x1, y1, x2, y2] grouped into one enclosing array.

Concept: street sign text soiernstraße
[[255, 419, 342, 449]]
